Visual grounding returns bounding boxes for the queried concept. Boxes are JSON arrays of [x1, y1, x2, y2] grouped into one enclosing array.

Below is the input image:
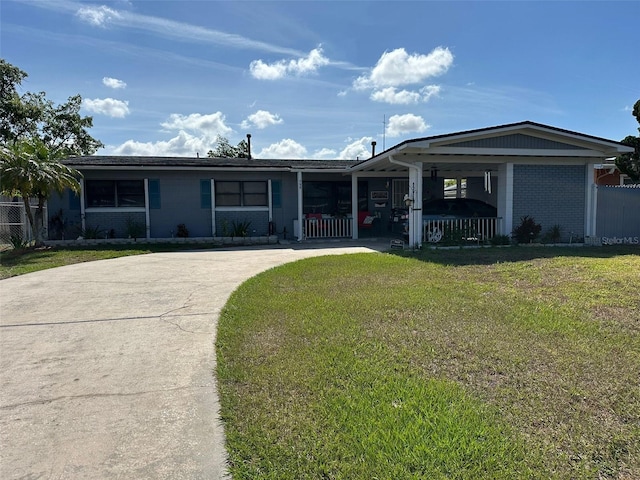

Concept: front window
[[215, 181, 267, 206], [86, 180, 145, 208]]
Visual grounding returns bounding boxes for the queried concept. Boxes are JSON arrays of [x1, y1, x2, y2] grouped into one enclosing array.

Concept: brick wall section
[[513, 165, 585, 241], [215, 210, 269, 236]]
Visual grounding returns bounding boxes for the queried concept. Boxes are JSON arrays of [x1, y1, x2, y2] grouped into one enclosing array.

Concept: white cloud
[[106, 111, 234, 156], [420, 85, 441, 101], [82, 98, 130, 118], [103, 77, 127, 89], [256, 139, 307, 159], [250, 47, 330, 80], [313, 148, 337, 159], [110, 130, 212, 156], [354, 46, 453, 90], [386, 114, 429, 137], [160, 112, 233, 138], [249, 61, 288, 80], [76, 6, 121, 27], [370, 85, 441, 105], [73, 4, 302, 56], [240, 110, 283, 129], [371, 87, 421, 105], [338, 136, 375, 160]]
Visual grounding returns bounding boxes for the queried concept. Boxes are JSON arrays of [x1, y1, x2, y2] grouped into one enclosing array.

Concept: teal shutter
[[271, 180, 282, 208], [149, 179, 161, 209], [200, 180, 212, 208], [69, 191, 81, 210]]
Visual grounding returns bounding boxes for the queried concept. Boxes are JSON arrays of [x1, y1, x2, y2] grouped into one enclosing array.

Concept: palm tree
[[0, 139, 82, 246]]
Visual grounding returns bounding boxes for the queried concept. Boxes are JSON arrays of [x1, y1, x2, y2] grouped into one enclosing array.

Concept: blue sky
[[2, 0, 639, 159]]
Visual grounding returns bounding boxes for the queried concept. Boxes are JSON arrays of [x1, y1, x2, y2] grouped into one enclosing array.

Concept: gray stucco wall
[[48, 169, 302, 240], [512, 164, 586, 241]]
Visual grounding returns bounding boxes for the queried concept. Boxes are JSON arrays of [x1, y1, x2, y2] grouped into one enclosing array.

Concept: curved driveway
[[0, 242, 386, 479]]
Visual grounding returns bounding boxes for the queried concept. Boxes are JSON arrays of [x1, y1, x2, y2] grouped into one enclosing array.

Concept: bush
[[125, 216, 146, 241], [176, 224, 189, 238], [512, 216, 542, 244], [231, 220, 251, 237], [490, 234, 512, 246]]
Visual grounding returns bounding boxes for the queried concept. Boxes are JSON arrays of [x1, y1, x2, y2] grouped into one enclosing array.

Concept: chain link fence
[[0, 200, 47, 246]]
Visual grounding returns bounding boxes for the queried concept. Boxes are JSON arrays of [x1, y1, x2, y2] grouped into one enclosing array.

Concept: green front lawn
[[216, 247, 640, 479]]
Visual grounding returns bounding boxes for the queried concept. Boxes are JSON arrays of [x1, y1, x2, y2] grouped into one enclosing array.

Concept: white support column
[[407, 166, 421, 248], [497, 163, 514, 236], [585, 163, 597, 238], [297, 171, 303, 241], [79, 177, 86, 234], [351, 173, 358, 239], [144, 178, 151, 239], [414, 162, 423, 248]]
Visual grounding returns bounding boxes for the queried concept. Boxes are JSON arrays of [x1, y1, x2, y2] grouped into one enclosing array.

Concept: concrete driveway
[[0, 241, 386, 479]]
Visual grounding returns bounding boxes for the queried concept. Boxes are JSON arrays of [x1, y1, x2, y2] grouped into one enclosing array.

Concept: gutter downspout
[[389, 155, 423, 248]]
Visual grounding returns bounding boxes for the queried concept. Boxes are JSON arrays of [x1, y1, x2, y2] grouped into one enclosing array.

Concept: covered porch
[[348, 122, 632, 248]]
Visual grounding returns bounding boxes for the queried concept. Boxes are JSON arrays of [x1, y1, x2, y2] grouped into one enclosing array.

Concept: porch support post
[[351, 173, 358, 240], [497, 163, 514, 236], [389, 155, 422, 248], [585, 163, 597, 239], [144, 178, 151, 239], [408, 164, 423, 248], [296, 171, 303, 241]]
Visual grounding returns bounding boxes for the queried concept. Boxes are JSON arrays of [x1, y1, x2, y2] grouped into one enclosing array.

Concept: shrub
[[125, 216, 146, 241], [490, 234, 512, 246], [176, 224, 189, 238], [512, 216, 542, 244], [231, 220, 251, 237]]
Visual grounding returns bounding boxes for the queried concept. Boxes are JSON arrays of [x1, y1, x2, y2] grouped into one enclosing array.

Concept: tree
[[0, 59, 103, 245], [615, 99, 640, 183], [207, 135, 250, 158], [1, 139, 81, 245]]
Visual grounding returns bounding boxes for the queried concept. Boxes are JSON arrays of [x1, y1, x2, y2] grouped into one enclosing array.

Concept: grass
[[216, 246, 640, 479], [2, 243, 639, 478]]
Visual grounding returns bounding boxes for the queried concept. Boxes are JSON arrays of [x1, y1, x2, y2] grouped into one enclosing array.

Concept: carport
[[349, 121, 633, 247]]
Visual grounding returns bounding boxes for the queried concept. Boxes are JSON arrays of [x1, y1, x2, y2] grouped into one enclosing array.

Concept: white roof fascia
[[70, 165, 311, 172], [417, 147, 612, 158]]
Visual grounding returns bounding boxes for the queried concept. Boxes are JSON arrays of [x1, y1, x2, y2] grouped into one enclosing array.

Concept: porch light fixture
[[430, 166, 438, 181], [404, 182, 416, 207]]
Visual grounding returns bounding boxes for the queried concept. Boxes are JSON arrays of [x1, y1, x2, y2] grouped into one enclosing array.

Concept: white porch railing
[[422, 217, 502, 243], [304, 217, 352, 239]]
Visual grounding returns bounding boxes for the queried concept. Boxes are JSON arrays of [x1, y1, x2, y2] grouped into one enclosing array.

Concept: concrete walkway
[[0, 241, 387, 479]]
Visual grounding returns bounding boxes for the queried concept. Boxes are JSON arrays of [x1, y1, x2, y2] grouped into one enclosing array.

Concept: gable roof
[[352, 121, 634, 173], [381, 121, 632, 154]]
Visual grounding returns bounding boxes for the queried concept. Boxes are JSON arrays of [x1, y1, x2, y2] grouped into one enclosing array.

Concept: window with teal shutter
[[200, 180, 212, 208], [271, 180, 282, 208], [149, 179, 161, 209]]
